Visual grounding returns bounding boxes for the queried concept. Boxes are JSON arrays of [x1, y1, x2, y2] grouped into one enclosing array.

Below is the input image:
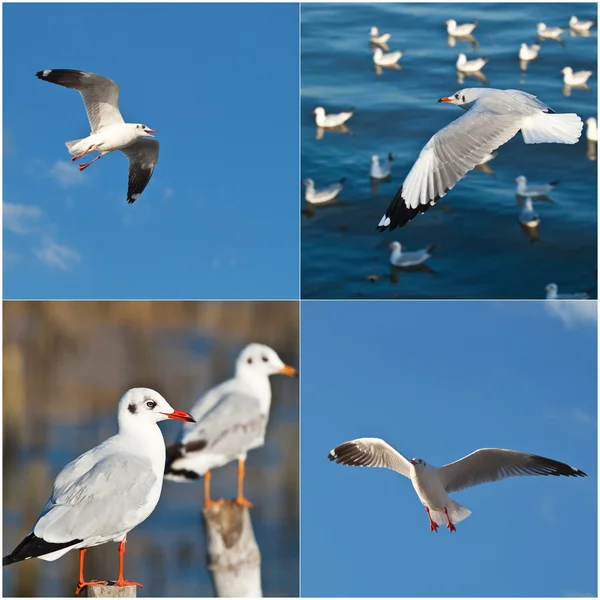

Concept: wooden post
[[82, 585, 137, 597], [203, 501, 262, 597]]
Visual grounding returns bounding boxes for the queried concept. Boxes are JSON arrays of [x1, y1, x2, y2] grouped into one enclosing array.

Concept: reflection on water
[[2, 301, 299, 597]]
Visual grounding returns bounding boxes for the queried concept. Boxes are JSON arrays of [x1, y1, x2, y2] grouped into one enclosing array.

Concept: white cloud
[[164, 187, 174, 199], [545, 299, 597, 327], [35, 239, 81, 271], [3, 203, 44, 234], [50, 160, 84, 188]]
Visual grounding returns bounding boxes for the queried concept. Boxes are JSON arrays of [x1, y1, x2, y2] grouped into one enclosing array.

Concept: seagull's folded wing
[[438, 448, 587, 493], [328, 437, 412, 477], [120, 139, 160, 204]]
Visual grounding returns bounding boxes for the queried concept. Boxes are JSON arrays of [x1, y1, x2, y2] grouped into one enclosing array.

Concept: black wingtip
[[327, 450, 336, 461], [549, 180, 560, 186], [3, 533, 82, 565], [376, 186, 438, 231]]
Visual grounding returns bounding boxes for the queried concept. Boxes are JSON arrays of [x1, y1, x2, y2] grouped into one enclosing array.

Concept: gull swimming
[[36, 69, 159, 204], [376, 88, 582, 230], [313, 107, 353, 128], [586, 117, 597, 142], [2, 389, 194, 595], [515, 175, 558, 197], [371, 154, 394, 179], [519, 198, 540, 228], [388, 241, 433, 267], [445, 19, 477, 36], [456, 53, 488, 73], [569, 16, 595, 33], [373, 47, 403, 67], [536, 23, 564, 39], [545, 283, 592, 300], [562, 67, 593, 86], [303, 178, 345, 205], [519, 43, 541, 61], [164, 344, 297, 507], [370, 27, 391, 45], [328, 438, 586, 532]]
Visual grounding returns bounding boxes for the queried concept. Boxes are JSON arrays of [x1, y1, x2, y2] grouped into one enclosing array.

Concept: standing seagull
[[3, 389, 194, 595], [164, 344, 297, 508], [328, 438, 586, 532], [36, 69, 159, 204], [376, 88, 582, 230]]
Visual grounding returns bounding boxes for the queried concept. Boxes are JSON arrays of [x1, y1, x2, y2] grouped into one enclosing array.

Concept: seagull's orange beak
[[161, 409, 195, 422], [279, 364, 298, 378], [144, 128, 157, 136], [438, 97, 453, 103]]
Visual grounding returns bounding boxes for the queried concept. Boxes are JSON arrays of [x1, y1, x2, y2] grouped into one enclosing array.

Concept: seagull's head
[[388, 241, 401, 252], [445, 19, 456, 27], [545, 283, 558, 297], [236, 343, 298, 379], [118, 388, 195, 429], [561, 67, 572, 75], [514, 175, 526, 185], [370, 26, 378, 35], [302, 178, 314, 187], [136, 123, 158, 138], [537, 23, 546, 31], [371, 155, 379, 163], [586, 117, 597, 127], [569, 16, 577, 26], [410, 458, 427, 471], [438, 88, 482, 110], [313, 107, 325, 117]]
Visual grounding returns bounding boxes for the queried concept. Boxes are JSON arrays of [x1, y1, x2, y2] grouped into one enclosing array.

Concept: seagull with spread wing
[[328, 438, 586, 532]]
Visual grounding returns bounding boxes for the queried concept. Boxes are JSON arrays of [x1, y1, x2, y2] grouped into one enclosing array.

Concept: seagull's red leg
[[235, 458, 253, 508], [71, 145, 95, 162], [203, 470, 224, 509], [426, 506, 439, 532], [113, 540, 143, 588], [78, 154, 104, 172], [74, 548, 107, 595], [444, 507, 457, 532]]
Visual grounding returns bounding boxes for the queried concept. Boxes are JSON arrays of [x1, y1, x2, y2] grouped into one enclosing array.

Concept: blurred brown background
[[2, 301, 299, 597]]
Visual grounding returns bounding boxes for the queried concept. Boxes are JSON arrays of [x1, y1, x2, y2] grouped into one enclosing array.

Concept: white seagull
[[562, 67, 593, 86], [303, 178, 345, 205], [445, 19, 477, 37], [164, 344, 297, 508], [328, 438, 586, 532], [536, 23, 564, 39], [586, 117, 597, 142], [370, 27, 391, 45], [36, 70, 159, 204], [519, 43, 541, 61], [514, 175, 558, 197], [388, 241, 433, 267], [545, 283, 592, 300], [2, 389, 194, 595], [313, 106, 353, 128], [376, 88, 582, 230], [370, 154, 394, 179], [519, 198, 540, 228], [456, 53, 488, 73], [373, 47, 403, 67], [569, 16, 595, 33]]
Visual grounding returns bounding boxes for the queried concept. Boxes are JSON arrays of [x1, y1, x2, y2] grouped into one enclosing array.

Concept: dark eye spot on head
[[462, 95, 465, 102], [455, 93, 459, 99], [145, 399, 157, 410], [262, 356, 268, 362], [128, 403, 137, 414], [247, 357, 253, 364]]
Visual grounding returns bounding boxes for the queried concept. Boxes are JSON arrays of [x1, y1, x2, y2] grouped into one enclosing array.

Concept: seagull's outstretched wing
[[119, 138, 160, 204], [328, 437, 412, 478], [36, 69, 124, 133], [438, 448, 586, 493]]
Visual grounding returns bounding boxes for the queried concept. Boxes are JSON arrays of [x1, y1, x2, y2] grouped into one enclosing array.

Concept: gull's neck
[[235, 364, 272, 403]]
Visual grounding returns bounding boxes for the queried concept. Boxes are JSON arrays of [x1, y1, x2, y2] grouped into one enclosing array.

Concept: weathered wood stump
[[203, 501, 262, 597], [81, 585, 137, 597]]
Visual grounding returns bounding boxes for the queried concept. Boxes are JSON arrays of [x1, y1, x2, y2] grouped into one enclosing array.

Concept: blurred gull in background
[[519, 198, 540, 228], [569, 15, 595, 34], [369, 26, 391, 46], [585, 117, 597, 142], [370, 154, 394, 179], [456, 53, 488, 73], [388, 241, 434, 267], [302, 178, 345, 205], [545, 283, 592, 300], [445, 18, 477, 36], [514, 175, 559, 197], [561, 66, 593, 86], [519, 43, 541, 61], [373, 47, 403, 67], [536, 22, 564, 39], [313, 106, 353, 128]]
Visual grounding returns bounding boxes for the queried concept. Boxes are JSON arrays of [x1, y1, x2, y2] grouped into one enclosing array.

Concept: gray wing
[[36, 69, 124, 132], [34, 454, 157, 543], [119, 139, 160, 204], [438, 448, 586, 493], [327, 437, 412, 478]]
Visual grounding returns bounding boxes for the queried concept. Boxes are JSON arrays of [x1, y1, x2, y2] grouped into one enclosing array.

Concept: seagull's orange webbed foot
[[74, 580, 107, 596], [79, 163, 90, 172], [113, 577, 143, 588], [204, 498, 225, 509], [444, 507, 457, 532], [236, 496, 254, 508], [426, 506, 439, 532], [71, 145, 94, 162]]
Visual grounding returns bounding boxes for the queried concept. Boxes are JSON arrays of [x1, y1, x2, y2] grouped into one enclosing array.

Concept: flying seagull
[[3, 389, 194, 595], [328, 438, 586, 532], [164, 344, 297, 508], [36, 69, 159, 204], [376, 88, 583, 230]]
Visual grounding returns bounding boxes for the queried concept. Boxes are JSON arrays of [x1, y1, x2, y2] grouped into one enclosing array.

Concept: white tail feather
[[65, 138, 84, 155], [521, 113, 583, 144], [430, 499, 472, 526]]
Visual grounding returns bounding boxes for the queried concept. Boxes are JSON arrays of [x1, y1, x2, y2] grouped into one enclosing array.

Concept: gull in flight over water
[[376, 88, 582, 230], [36, 69, 159, 204], [328, 438, 586, 532]]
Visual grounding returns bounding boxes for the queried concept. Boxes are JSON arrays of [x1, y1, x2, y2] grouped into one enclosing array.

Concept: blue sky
[[3, 3, 299, 299], [301, 301, 597, 597]]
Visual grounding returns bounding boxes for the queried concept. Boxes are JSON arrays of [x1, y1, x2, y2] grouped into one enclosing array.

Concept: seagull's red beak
[[144, 128, 157, 136], [161, 409, 195, 422], [438, 97, 453, 103], [410, 459, 417, 465]]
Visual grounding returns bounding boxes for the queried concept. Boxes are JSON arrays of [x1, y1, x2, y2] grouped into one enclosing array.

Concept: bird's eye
[[262, 356, 268, 362], [462, 95, 465, 102], [146, 400, 157, 409], [247, 357, 253, 364], [455, 93, 459, 99]]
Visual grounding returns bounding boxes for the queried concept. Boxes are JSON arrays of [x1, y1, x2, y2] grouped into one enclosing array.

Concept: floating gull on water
[[373, 47, 403, 67], [303, 178, 345, 205], [569, 15, 595, 33], [445, 19, 477, 36], [376, 88, 582, 230], [164, 344, 297, 507], [519, 198, 540, 228], [562, 67, 593, 86], [388, 241, 433, 267], [515, 175, 559, 197], [371, 154, 394, 179], [328, 438, 586, 532], [370, 26, 391, 45], [2, 389, 194, 595], [545, 283, 592, 300], [313, 106, 353, 128], [456, 53, 488, 73], [36, 69, 159, 204], [586, 117, 597, 142], [537, 22, 564, 39], [519, 43, 541, 61]]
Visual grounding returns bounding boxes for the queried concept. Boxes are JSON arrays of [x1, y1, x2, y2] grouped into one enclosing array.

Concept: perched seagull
[[373, 47, 403, 67], [536, 23, 564, 39], [545, 283, 592, 300], [388, 241, 433, 267], [36, 70, 159, 204], [456, 53, 488, 73], [586, 117, 597, 142], [313, 106, 353, 128], [569, 16, 595, 33], [477, 152, 497, 165], [514, 175, 558, 197], [562, 67, 593, 86], [370, 27, 391, 45], [328, 438, 586, 532], [519, 198, 540, 228], [445, 19, 477, 36], [164, 344, 297, 508], [2, 389, 194, 595], [376, 88, 582, 230], [303, 178, 345, 205], [370, 154, 394, 179], [519, 43, 541, 61]]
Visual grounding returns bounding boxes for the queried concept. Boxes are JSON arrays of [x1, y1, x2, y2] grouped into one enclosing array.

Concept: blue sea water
[[301, 3, 598, 299]]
